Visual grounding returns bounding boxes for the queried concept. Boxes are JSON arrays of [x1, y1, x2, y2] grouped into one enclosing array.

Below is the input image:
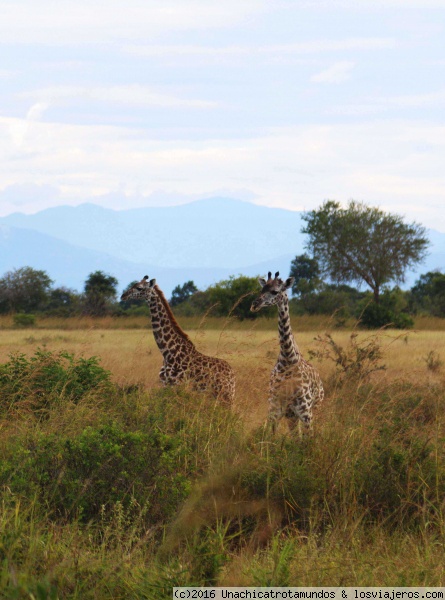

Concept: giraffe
[[121, 276, 235, 405], [250, 271, 324, 434]]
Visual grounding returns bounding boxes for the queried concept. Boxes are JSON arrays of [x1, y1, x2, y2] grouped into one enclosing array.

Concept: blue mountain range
[[1, 197, 444, 296]]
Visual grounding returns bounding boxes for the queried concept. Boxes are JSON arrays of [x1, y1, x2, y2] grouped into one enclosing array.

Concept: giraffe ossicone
[[251, 271, 324, 434], [121, 276, 235, 405]]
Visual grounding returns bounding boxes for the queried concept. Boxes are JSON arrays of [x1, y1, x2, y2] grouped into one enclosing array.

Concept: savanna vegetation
[[1, 264, 445, 330], [0, 320, 444, 596], [1, 201, 444, 596]]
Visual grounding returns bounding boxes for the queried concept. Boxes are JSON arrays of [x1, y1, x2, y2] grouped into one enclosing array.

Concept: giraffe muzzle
[[250, 300, 261, 312]]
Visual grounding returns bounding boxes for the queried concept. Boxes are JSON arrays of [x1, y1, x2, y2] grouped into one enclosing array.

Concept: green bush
[[0, 422, 190, 525], [206, 275, 274, 320], [295, 284, 365, 319], [360, 302, 413, 329], [410, 270, 445, 317], [0, 349, 112, 414], [354, 423, 439, 525], [13, 313, 36, 327], [0, 384, 239, 531], [358, 288, 414, 329]]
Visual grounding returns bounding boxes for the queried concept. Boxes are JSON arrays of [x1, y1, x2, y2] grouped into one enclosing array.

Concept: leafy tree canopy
[[170, 281, 198, 307], [207, 275, 272, 320], [84, 271, 118, 297], [289, 253, 322, 297], [410, 270, 445, 317], [46, 287, 80, 317], [0, 266, 53, 313], [83, 270, 118, 316], [302, 200, 430, 304]]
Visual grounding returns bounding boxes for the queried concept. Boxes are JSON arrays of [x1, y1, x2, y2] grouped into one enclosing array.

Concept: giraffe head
[[120, 275, 156, 302], [250, 271, 295, 312]]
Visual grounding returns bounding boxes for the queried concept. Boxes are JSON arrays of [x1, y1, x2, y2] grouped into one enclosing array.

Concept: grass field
[[0, 316, 444, 596]]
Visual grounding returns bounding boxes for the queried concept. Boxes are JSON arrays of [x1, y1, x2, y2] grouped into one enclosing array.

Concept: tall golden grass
[[1, 320, 443, 401]]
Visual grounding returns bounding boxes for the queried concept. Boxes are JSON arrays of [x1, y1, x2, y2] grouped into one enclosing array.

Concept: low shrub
[[0, 349, 112, 414], [309, 330, 386, 383], [360, 302, 414, 329], [354, 425, 438, 526], [13, 313, 36, 327], [424, 350, 443, 373], [0, 382, 240, 531], [0, 422, 190, 526]]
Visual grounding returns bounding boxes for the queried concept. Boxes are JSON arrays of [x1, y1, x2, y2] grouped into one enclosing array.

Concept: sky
[[0, 0, 444, 231]]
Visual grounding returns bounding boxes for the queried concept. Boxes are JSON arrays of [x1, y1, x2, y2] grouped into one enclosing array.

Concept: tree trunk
[[373, 286, 380, 304]]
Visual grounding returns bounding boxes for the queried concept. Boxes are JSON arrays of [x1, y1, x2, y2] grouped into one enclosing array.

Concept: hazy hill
[[1, 197, 444, 295], [0, 223, 294, 295], [1, 197, 305, 269]]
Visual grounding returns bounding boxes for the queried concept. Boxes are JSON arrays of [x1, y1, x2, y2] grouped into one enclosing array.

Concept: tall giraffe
[[250, 271, 324, 434], [121, 276, 235, 405]]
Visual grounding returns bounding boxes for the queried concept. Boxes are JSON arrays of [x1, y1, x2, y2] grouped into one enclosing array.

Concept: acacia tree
[[302, 200, 430, 304]]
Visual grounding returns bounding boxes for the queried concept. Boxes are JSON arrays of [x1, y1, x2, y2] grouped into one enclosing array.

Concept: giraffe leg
[[286, 415, 302, 437], [298, 409, 313, 435], [267, 399, 283, 434], [217, 388, 233, 407], [267, 415, 278, 435]]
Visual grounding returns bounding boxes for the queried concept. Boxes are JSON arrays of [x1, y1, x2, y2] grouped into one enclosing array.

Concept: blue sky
[[0, 0, 444, 231]]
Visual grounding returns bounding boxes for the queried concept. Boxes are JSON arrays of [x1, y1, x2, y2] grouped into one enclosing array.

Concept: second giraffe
[[251, 271, 324, 434]]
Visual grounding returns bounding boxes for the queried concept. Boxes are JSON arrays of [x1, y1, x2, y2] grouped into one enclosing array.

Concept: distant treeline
[[1, 200, 442, 328], [0, 264, 444, 329]]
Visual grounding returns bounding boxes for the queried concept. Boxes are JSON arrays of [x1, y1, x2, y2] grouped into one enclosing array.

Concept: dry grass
[[1, 319, 444, 432], [2, 312, 445, 332]]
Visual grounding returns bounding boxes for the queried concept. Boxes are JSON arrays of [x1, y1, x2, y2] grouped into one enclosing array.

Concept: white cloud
[[381, 90, 445, 109], [273, 39, 395, 54], [0, 183, 60, 209], [124, 38, 395, 65], [330, 104, 387, 116], [331, 89, 445, 116], [26, 103, 50, 121], [0, 0, 267, 45], [19, 85, 218, 110], [1, 116, 445, 230], [311, 61, 356, 84], [290, 0, 445, 6]]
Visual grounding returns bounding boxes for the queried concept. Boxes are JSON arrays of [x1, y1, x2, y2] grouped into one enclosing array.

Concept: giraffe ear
[[149, 278, 156, 287], [283, 277, 295, 290], [258, 277, 267, 287]]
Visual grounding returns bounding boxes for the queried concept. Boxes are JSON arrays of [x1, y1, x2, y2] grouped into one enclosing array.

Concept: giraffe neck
[[148, 286, 195, 361], [277, 294, 301, 364]]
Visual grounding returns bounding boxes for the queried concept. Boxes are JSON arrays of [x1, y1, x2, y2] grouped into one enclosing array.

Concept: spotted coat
[[251, 271, 324, 433], [121, 276, 235, 405]]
